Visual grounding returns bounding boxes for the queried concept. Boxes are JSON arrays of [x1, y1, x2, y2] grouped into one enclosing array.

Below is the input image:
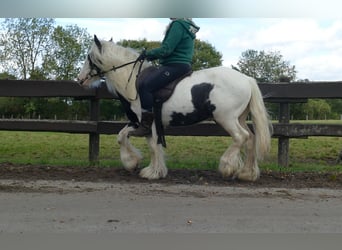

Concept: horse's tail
[[248, 78, 273, 160]]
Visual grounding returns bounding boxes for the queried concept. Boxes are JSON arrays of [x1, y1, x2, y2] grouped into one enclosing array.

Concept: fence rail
[[1, 119, 340, 137], [1, 79, 341, 166]]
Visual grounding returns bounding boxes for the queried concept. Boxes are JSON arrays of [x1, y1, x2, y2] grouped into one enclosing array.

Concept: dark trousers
[[138, 63, 191, 111]]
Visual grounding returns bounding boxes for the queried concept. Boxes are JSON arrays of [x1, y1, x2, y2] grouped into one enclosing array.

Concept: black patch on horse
[[170, 83, 216, 126]]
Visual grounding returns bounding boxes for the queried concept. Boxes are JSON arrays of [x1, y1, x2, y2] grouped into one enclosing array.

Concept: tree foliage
[[42, 25, 92, 80], [192, 40, 222, 70], [236, 49, 297, 82], [303, 99, 332, 120], [0, 18, 55, 79], [0, 18, 92, 81]]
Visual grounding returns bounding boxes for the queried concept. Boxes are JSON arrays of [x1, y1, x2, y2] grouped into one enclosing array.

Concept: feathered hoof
[[218, 164, 238, 178], [139, 166, 168, 180], [236, 168, 260, 182], [120, 150, 142, 172]]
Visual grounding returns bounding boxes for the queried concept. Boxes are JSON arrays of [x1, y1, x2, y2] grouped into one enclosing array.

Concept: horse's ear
[[94, 35, 102, 52]]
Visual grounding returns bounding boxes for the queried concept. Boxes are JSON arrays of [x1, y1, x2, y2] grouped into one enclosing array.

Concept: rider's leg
[[131, 63, 191, 137]]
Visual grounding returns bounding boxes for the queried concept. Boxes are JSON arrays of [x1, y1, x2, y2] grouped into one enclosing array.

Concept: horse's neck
[[107, 64, 132, 85], [106, 48, 145, 86], [107, 62, 149, 85], [105, 49, 150, 101]]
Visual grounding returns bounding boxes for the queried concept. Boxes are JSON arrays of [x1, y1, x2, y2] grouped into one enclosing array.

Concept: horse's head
[[77, 35, 105, 88], [77, 35, 146, 114]]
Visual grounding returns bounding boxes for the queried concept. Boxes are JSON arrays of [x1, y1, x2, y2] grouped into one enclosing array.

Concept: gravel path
[[1, 179, 342, 233]]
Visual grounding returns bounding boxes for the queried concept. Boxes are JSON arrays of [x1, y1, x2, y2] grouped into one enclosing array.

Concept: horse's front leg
[[117, 125, 143, 172], [139, 124, 168, 180]]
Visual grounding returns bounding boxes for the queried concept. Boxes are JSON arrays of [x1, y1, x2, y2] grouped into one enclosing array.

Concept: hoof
[[139, 166, 167, 180]]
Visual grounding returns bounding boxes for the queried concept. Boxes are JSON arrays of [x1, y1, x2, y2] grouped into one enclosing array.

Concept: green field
[[0, 130, 341, 173]]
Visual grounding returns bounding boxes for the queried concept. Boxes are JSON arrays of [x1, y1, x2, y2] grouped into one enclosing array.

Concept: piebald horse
[[78, 35, 272, 181]]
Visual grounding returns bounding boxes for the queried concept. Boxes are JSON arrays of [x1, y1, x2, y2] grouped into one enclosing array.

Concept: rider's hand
[[137, 50, 146, 61]]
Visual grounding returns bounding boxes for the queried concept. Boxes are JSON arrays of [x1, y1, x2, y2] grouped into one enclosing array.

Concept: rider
[[132, 18, 200, 136]]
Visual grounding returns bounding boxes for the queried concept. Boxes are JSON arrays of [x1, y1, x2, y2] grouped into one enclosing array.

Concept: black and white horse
[[78, 36, 272, 181]]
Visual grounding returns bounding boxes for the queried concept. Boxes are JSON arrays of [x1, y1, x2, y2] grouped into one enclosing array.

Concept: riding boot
[[129, 112, 154, 137]]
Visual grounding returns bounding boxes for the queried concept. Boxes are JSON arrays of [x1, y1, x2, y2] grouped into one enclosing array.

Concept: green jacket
[[146, 19, 200, 65]]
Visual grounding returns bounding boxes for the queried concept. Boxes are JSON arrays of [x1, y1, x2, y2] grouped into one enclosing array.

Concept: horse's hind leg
[[117, 125, 143, 172], [139, 124, 168, 180], [217, 119, 249, 179], [236, 109, 260, 181]]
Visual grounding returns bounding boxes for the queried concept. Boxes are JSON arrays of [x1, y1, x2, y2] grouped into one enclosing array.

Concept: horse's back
[[190, 66, 253, 85], [174, 66, 253, 101]]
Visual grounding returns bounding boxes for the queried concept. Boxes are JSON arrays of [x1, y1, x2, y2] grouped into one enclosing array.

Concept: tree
[[0, 72, 18, 118], [42, 25, 92, 80], [0, 18, 92, 81], [192, 39, 222, 70], [0, 18, 55, 79], [0, 72, 16, 80], [235, 49, 297, 83], [118, 39, 165, 68], [303, 99, 332, 120], [327, 99, 342, 119], [118, 39, 161, 52], [234, 50, 297, 120], [0, 71, 28, 118]]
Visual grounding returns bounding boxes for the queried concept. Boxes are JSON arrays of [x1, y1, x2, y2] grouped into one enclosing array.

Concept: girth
[[136, 66, 193, 147]]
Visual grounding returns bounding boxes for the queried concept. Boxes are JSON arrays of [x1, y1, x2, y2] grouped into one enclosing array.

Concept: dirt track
[[1, 164, 342, 233], [1, 163, 342, 189]]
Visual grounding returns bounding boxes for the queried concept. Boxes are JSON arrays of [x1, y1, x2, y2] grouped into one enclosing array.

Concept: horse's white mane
[[89, 40, 140, 70]]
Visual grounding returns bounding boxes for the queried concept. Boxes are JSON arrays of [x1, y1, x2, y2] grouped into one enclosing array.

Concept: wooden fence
[[0, 79, 341, 166]]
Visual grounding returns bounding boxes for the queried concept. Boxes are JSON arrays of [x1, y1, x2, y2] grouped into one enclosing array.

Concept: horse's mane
[[89, 39, 140, 69]]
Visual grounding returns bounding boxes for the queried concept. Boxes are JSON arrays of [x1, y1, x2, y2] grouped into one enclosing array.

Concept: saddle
[[136, 66, 193, 147], [136, 66, 192, 102]]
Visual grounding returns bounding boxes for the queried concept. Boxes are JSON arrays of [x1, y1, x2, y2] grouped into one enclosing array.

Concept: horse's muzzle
[[77, 78, 86, 86]]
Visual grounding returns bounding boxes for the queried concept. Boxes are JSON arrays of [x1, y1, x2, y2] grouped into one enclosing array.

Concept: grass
[[0, 130, 341, 173], [290, 120, 342, 125], [289, 120, 342, 125]]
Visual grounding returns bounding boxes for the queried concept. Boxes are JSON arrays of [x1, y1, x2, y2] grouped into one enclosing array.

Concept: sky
[[1, 0, 342, 81], [55, 18, 342, 81]]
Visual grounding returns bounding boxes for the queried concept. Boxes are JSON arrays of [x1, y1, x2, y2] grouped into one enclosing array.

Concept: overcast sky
[[1, 0, 341, 81], [55, 18, 342, 81]]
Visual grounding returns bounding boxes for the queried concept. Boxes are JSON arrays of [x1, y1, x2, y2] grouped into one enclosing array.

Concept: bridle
[[85, 54, 144, 83]]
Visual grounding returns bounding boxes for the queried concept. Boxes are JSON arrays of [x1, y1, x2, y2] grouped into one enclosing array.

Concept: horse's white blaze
[[79, 37, 272, 181]]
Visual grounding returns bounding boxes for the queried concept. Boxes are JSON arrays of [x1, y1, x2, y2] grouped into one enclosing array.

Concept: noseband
[[87, 54, 105, 78]]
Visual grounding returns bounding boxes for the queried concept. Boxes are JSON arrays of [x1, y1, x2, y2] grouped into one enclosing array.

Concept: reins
[[127, 57, 145, 83], [86, 54, 145, 101], [88, 55, 144, 81]]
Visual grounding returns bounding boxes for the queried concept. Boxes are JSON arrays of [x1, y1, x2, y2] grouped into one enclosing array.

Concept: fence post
[[89, 98, 100, 163], [278, 102, 290, 167]]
